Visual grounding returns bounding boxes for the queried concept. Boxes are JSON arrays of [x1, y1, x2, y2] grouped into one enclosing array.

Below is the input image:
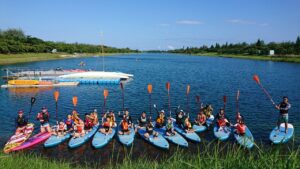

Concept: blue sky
[[1, 0, 300, 50]]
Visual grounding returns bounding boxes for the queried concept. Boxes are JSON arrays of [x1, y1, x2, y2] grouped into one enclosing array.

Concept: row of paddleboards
[[4, 120, 294, 153]]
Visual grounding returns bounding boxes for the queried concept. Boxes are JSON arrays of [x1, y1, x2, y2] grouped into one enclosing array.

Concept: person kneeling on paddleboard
[[89, 109, 99, 126], [71, 110, 80, 125], [204, 105, 213, 118], [73, 120, 85, 138], [233, 120, 246, 136], [275, 96, 291, 133], [65, 115, 74, 132], [54, 121, 67, 136], [36, 107, 52, 133], [144, 121, 158, 139], [118, 117, 130, 135], [15, 110, 28, 135], [84, 113, 93, 132], [100, 117, 113, 135], [194, 109, 206, 126], [216, 108, 230, 131], [184, 116, 194, 133], [118, 108, 133, 128], [165, 117, 176, 136], [106, 111, 117, 127], [155, 110, 166, 128]]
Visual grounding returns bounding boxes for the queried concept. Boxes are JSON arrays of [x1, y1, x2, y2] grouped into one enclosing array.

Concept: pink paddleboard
[[11, 132, 52, 152]]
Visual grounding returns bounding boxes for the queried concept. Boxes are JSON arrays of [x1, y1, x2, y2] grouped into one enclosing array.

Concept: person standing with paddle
[[275, 97, 291, 133], [36, 107, 52, 133]]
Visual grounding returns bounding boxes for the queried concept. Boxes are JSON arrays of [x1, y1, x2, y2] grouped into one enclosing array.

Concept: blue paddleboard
[[213, 126, 231, 141], [269, 123, 294, 144], [233, 126, 254, 149], [44, 132, 71, 148], [68, 124, 99, 148], [137, 126, 169, 150], [92, 126, 116, 149], [117, 125, 135, 146]]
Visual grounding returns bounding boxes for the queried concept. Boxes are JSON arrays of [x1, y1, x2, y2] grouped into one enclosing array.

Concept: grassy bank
[[192, 52, 300, 63], [1, 143, 299, 169], [0, 52, 131, 65]]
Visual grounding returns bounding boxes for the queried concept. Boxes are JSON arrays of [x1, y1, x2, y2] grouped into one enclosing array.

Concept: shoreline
[[188, 53, 300, 63], [0, 52, 138, 66]]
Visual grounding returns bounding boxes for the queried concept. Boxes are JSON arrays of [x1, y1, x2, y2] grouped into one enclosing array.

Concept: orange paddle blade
[[147, 84, 153, 94], [104, 89, 109, 99], [166, 82, 170, 91], [72, 96, 78, 107], [186, 85, 190, 95], [253, 75, 260, 84], [54, 91, 59, 102]]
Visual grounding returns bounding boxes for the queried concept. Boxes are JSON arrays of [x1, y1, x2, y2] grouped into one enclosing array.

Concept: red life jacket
[[218, 119, 227, 127], [103, 121, 110, 128], [198, 115, 206, 123], [236, 124, 246, 134], [122, 121, 129, 130], [76, 125, 83, 133]]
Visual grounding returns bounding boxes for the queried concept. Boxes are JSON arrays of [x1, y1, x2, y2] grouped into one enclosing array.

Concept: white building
[[269, 50, 275, 56]]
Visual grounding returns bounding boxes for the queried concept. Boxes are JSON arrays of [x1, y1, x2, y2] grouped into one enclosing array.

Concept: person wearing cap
[[36, 107, 52, 133], [155, 110, 166, 128], [118, 108, 133, 128], [275, 96, 291, 133], [105, 110, 116, 127], [15, 110, 28, 134]]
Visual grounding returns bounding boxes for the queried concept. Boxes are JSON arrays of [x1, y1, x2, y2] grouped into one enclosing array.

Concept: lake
[[0, 53, 299, 165]]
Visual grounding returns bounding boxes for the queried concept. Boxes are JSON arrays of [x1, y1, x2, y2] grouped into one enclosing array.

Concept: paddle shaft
[[121, 87, 125, 112], [167, 91, 171, 117], [149, 94, 152, 117], [28, 97, 36, 121], [258, 83, 276, 106]]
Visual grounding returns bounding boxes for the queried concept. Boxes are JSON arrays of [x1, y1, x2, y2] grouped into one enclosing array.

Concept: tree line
[[169, 37, 300, 56], [0, 28, 139, 54]]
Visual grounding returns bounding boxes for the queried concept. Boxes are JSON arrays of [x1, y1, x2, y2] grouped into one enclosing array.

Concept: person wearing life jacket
[[15, 110, 28, 135], [64, 115, 74, 131], [236, 112, 244, 123], [275, 96, 291, 133], [184, 116, 194, 133], [73, 119, 85, 138], [204, 104, 213, 118], [118, 117, 130, 135], [155, 110, 165, 128], [215, 108, 230, 128], [176, 110, 185, 127], [100, 117, 113, 134], [106, 110, 117, 127], [118, 108, 133, 128], [89, 109, 99, 126], [144, 121, 158, 139], [54, 121, 67, 136], [194, 109, 207, 126], [36, 107, 52, 133], [71, 110, 80, 125], [165, 117, 176, 136], [84, 113, 93, 131], [233, 120, 246, 136], [137, 111, 148, 128]]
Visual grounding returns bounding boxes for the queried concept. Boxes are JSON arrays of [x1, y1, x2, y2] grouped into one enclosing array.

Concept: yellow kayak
[[8, 80, 39, 85]]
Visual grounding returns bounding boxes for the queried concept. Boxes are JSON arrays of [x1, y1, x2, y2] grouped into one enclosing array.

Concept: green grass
[[0, 52, 130, 65], [192, 52, 300, 63], [1, 142, 299, 169]]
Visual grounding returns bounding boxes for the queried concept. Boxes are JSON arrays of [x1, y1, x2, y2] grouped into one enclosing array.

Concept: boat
[[269, 123, 294, 144], [213, 126, 231, 141], [137, 126, 169, 150], [172, 120, 201, 143], [233, 126, 254, 149], [68, 124, 99, 148], [3, 123, 34, 153], [193, 115, 215, 133], [117, 126, 135, 146], [92, 126, 116, 149], [58, 71, 133, 80]]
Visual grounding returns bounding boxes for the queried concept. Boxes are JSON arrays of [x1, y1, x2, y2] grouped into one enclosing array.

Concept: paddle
[[186, 84, 190, 117], [103, 89, 109, 115], [54, 91, 60, 122], [236, 90, 240, 113], [72, 96, 78, 110], [28, 97, 36, 121], [166, 82, 171, 117], [253, 75, 276, 106], [223, 95, 227, 110], [120, 82, 125, 112], [196, 95, 202, 111], [148, 84, 153, 117]]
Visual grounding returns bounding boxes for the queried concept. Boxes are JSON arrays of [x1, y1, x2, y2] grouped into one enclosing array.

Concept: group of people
[[14, 96, 291, 140]]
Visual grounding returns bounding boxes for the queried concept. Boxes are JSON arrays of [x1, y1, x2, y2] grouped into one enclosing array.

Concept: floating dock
[[1, 82, 79, 88]]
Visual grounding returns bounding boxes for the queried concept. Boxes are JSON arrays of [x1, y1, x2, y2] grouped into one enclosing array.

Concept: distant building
[[269, 50, 275, 56], [51, 49, 57, 53]]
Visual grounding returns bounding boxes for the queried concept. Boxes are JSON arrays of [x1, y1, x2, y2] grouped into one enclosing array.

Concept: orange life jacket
[[236, 124, 246, 134], [76, 125, 83, 133], [103, 121, 110, 128], [122, 121, 129, 130]]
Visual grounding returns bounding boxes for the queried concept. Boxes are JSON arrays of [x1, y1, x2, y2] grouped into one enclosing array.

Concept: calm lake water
[[0, 53, 299, 165]]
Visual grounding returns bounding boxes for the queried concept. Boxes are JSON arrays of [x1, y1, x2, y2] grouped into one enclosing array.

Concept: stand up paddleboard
[[68, 124, 99, 148], [92, 126, 116, 149], [270, 123, 294, 144], [117, 125, 135, 147], [137, 126, 169, 150], [213, 126, 231, 141], [233, 126, 254, 149]]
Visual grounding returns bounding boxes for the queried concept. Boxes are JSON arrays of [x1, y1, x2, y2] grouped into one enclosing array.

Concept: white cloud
[[176, 20, 203, 25], [227, 19, 256, 25], [167, 45, 175, 50]]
